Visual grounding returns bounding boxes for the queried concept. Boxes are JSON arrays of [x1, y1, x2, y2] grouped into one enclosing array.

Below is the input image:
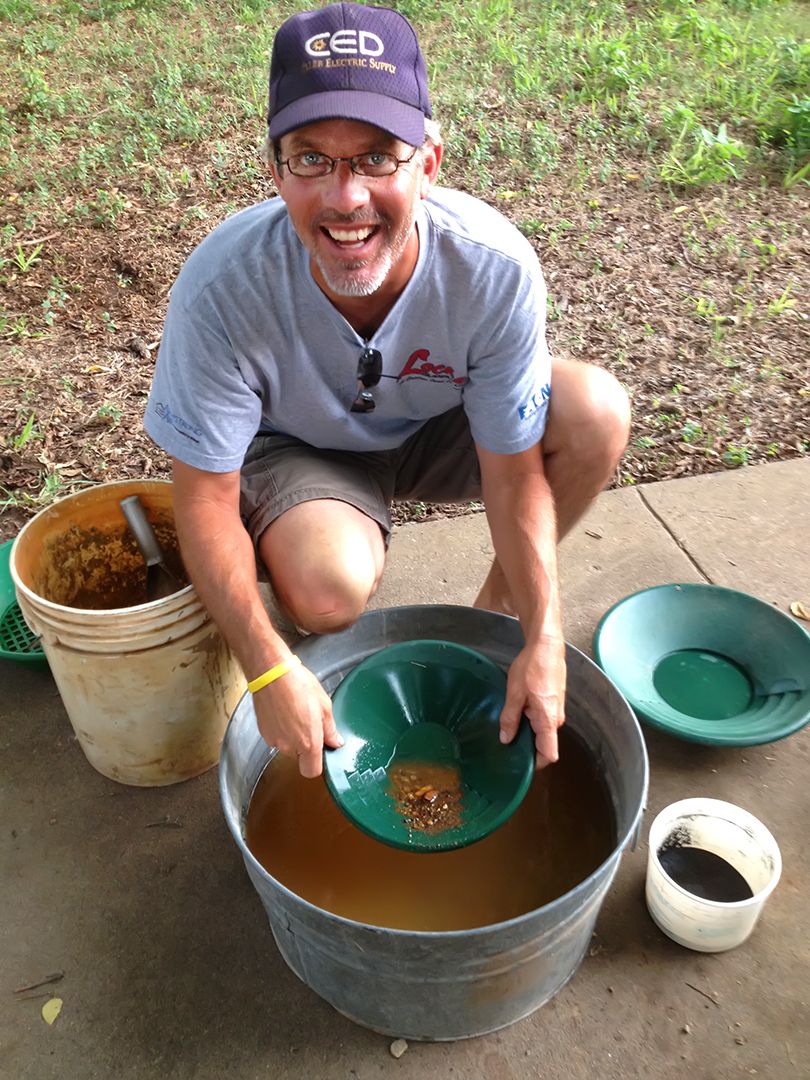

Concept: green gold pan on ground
[[594, 583, 810, 747]]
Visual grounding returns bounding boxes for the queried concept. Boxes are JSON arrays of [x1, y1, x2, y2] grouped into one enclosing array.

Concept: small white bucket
[[646, 797, 781, 953], [10, 479, 245, 787]]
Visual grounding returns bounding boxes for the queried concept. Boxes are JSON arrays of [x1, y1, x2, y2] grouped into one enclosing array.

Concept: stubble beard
[[313, 199, 419, 299]]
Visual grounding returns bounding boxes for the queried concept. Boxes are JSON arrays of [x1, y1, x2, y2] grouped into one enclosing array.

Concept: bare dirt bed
[[2, 145, 808, 544]]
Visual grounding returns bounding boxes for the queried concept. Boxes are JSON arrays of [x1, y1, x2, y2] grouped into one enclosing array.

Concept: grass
[[2, 0, 277, 240], [0, 468, 89, 511], [413, 0, 809, 187], [0, 0, 807, 511], [1, 0, 808, 244]]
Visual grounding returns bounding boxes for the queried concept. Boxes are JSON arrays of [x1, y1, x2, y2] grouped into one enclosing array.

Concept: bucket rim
[[8, 477, 196, 615], [219, 607, 650, 939]]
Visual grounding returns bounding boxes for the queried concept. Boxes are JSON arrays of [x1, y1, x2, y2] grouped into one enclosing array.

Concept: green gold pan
[[324, 640, 534, 852], [594, 583, 810, 747]]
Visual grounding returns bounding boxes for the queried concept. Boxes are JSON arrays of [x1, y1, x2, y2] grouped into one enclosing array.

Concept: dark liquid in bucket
[[246, 728, 617, 931], [658, 847, 754, 903]]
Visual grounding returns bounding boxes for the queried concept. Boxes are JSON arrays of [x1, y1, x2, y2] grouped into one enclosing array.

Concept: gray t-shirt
[[145, 187, 552, 472]]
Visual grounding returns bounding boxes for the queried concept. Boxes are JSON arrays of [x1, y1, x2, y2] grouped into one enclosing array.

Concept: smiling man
[[145, 2, 630, 779]]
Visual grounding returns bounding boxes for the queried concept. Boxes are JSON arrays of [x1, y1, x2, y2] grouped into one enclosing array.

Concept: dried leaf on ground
[[41, 997, 63, 1025]]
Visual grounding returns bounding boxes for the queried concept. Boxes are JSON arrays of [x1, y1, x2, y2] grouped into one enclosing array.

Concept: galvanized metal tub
[[220, 605, 648, 1041]]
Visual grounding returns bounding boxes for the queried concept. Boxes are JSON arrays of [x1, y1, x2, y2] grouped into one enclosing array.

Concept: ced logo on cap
[[305, 30, 384, 58]]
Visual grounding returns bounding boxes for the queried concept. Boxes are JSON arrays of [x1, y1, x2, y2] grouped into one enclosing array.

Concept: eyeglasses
[[277, 148, 418, 179], [350, 347, 383, 413]]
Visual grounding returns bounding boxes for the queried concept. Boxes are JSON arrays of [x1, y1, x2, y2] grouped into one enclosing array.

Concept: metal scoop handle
[[120, 495, 166, 568]]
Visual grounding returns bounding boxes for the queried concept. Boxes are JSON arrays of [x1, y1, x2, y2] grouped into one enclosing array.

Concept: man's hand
[[499, 636, 567, 769], [253, 662, 343, 778]]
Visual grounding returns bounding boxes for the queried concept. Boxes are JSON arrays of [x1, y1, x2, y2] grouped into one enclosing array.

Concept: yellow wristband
[[247, 655, 302, 694]]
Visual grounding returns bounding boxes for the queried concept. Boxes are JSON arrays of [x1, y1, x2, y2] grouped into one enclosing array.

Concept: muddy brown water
[[246, 727, 617, 932], [34, 522, 187, 609]]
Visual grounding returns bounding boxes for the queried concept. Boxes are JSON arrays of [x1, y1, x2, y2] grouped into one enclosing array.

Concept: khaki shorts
[[239, 406, 481, 547]]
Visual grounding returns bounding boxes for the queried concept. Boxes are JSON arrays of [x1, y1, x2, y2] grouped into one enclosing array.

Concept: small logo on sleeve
[[518, 383, 551, 421], [155, 402, 202, 443]]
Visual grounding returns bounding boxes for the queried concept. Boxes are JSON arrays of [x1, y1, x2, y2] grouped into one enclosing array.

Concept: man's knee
[[271, 558, 379, 634], [258, 500, 386, 634], [283, 584, 368, 634], [582, 366, 631, 463], [548, 360, 631, 468]]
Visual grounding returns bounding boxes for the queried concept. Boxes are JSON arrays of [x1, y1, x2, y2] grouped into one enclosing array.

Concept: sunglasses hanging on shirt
[[350, 347, 383, 413]]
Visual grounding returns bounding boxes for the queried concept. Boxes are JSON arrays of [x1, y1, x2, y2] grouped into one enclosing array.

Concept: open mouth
[[320, 224, 381, 251]]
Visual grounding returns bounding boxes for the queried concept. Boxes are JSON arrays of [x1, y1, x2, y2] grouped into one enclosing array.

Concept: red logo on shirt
[[397, 349, 467, 386]]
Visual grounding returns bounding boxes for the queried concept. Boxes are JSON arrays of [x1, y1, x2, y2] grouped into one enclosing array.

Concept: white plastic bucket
[[646, 797, 781, 953], [10, 479, 245, 787]]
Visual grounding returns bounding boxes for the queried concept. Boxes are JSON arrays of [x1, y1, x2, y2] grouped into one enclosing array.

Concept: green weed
[[767, 284, 797, 316], [546, 296, 564, 322], [12, 242, 43, 273], [579, 35, 653, 99], [0, 468, 91, 511], [692, 295, 731, 340], [517, 219, 544, 237], [778, 97, 810, 186], [9, 412, 39, 451], [41, 279, 69, 327], [723, 445, 751, 467], [1, 315, 31, 340], [681, 420, 704, 444], [785, 158, 810, 188], [751, 236, 777, 263], [96, 403, 123, 425], [89, 188, 129, 228], [660, 109, 748, 186]]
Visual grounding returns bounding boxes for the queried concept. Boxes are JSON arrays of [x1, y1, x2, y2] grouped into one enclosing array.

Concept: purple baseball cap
[[268, 2, 432, 147]]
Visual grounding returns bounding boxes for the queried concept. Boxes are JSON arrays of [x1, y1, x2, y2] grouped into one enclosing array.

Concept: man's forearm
[[482, 456, 567, 766], [482, 468, 563, 643], [173, 497, 291, 681]]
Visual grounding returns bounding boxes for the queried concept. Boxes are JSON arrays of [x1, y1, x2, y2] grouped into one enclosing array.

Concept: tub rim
[[219, 605, 650, 940]]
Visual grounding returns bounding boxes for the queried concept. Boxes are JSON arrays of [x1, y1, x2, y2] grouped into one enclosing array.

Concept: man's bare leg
[[259, 499, 386, 634], [259, 360, 629, 628], [474, 358, 631, 615]]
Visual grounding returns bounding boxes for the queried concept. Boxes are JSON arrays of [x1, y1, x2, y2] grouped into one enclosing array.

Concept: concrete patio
[[2, 458, 808, 1080]]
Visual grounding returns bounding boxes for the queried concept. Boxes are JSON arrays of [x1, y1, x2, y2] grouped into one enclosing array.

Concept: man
[[145, 2, 630, 780]]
